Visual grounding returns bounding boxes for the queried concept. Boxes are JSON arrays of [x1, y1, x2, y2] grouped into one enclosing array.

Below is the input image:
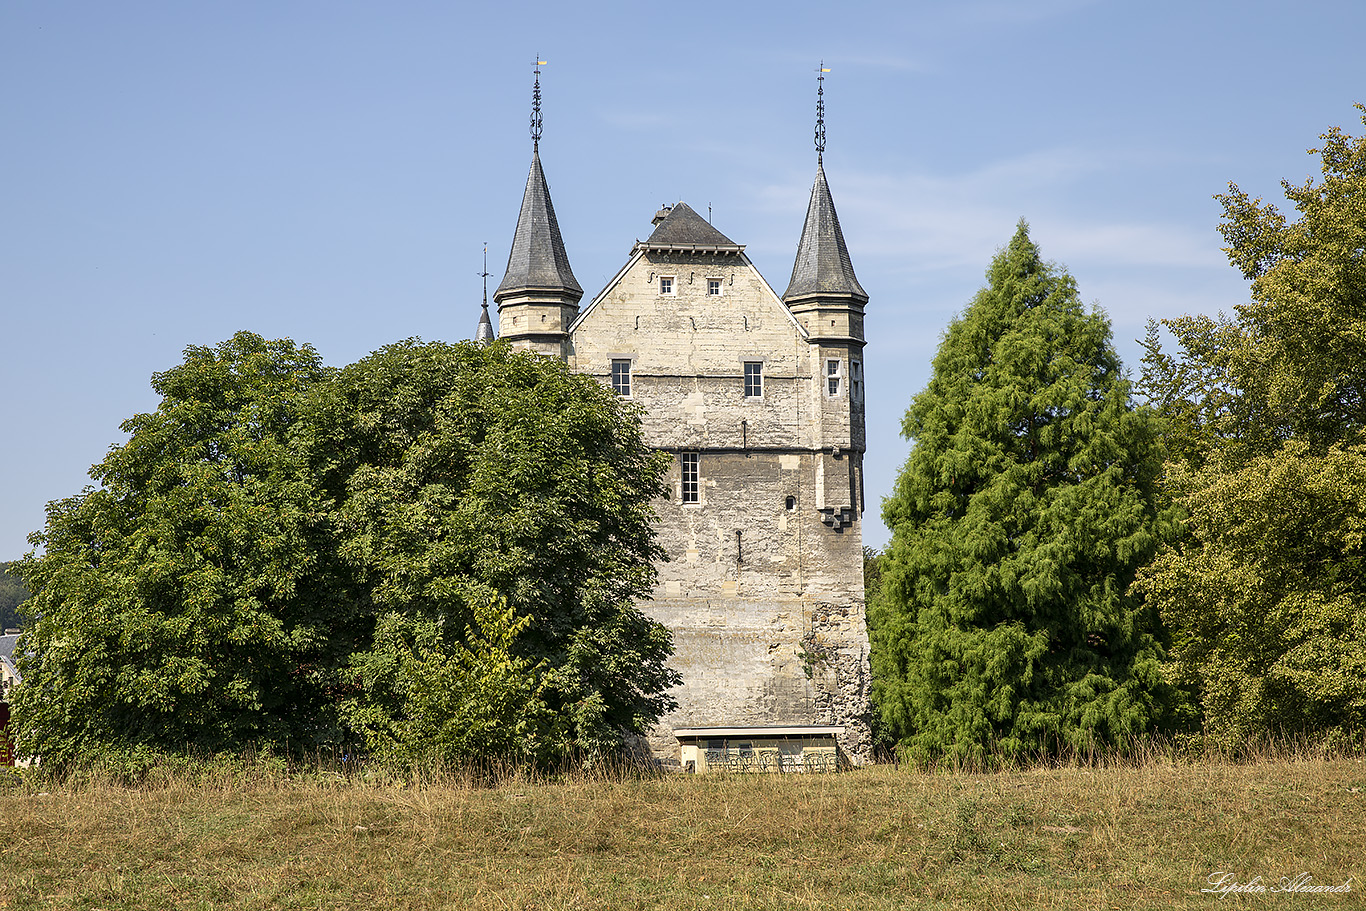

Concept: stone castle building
[[481, 75, 871, 762]]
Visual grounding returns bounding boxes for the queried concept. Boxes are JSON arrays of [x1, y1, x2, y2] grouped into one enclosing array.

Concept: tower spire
[[784, 63, 866, 305], [475, 242, 495, 343], [530, 57, 545, 151], [815, 62, 829, 164]]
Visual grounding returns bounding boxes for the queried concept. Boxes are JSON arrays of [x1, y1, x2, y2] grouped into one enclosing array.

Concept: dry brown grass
[[2, 748, 1364, 909]]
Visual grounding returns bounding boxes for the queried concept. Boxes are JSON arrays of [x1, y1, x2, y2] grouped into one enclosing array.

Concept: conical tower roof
[[494, 149, 583, 302], [782, 161, 866, 303], [475, 303, 495, 343]]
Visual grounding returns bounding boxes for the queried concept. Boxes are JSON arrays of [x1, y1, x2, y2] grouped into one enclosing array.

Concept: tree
[[341, 595, 558, 766], [0, 563, 28, 631], [12, 333, 352, 761], [12, 334, 678, 764], [1138, 107, 1366, 747], [870, 223, 1173, 764], [308, 340, 677, 758]]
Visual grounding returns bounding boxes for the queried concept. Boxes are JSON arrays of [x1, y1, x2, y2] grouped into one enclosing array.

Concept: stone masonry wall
[[570, 244, 872, 763]]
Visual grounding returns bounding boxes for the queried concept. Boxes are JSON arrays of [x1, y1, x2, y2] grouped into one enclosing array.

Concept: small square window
[[826, 358, 842, 397], [681, 452, 700, 503], [611, 359, 631, 397], [660, 276, 675, 295], [743, 361, 763, 398], [707, 278, 722, 296]]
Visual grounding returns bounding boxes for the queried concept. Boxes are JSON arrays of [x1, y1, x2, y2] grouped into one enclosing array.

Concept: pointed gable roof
[[638, 202, 745, 255], [782, 162, 867, 302], [494, 149, 583, 302]]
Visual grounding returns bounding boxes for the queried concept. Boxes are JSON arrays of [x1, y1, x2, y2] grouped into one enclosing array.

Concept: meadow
[[2, 748, 1362, 910]]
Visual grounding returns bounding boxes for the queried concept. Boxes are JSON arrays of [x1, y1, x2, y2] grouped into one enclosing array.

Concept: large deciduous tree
[[871, 223, 1173, 764], [1138, 107, 1366, 747], [13, 334, 352, 760], [13, 334, 677, 764], [310, 340, 677, 759]]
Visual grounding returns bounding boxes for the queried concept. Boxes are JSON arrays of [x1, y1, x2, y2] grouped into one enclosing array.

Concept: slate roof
[[782, 162, 867, 302], [638, 202, 744, 254], [494, 149, 583, 301], [475, 304, 495, 343]]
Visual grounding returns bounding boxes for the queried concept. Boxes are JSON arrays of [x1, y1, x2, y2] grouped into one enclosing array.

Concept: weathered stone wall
[[570, 240, 872, 763]]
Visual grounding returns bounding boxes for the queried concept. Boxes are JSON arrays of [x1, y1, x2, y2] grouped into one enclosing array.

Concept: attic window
[[660, 276, 675, 295], [707, 278, 722, 296]]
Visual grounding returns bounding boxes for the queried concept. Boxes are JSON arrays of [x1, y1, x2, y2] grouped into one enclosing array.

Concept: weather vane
[[531, 57, 546, 150], [815, 62, 830, 162], [479, 242, 490, 310]]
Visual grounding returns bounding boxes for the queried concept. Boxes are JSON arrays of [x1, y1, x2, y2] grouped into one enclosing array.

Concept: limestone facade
[[492, 162, 872, 762]]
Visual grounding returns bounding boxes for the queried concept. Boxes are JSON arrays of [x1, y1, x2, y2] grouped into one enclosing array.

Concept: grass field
[[2, 751, 1363, 910]]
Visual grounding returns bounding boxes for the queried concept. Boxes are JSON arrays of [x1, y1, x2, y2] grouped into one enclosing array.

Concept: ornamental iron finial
[[530, 57, 546, 150], [815, 62, 830, 162], [480, 241, 490, 310]]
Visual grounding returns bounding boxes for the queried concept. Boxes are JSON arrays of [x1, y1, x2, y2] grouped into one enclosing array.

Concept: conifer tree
[[870, 223, 1173, 763]]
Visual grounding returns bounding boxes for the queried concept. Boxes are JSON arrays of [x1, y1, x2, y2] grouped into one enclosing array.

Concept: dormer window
[[660, 276, 675, 295]]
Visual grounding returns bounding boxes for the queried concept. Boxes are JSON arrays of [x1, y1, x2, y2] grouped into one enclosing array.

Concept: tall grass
[[3, 742, 1363, 910]]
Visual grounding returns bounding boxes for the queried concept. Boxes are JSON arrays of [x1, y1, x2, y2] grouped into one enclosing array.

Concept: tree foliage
[[870, 223, 1173, 763], [341, 596, 557, 766], [12, 333, 676, 764], [0, 563, 28, 631], [310, 340, 678, 756], [1139, 107, 1366, 746], [13, 334, 347, 758]]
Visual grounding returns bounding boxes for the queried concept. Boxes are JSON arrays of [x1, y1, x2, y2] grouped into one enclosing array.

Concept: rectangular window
[[851, 360, 862, 400], [681, 452, 700, 504], [707, 278, 722, 296], [743, 361, 763, 398], [826, 358, 842, 397], [660, 276, 675, 295], [611, 359, 631, 397]]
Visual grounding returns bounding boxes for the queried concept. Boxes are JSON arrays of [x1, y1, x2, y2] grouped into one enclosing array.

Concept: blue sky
[[4, 0, 1364, 558]]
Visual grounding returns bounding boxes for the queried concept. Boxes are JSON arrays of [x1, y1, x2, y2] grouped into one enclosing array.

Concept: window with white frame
[[681, 452, 700, 503], [707, 278, 722, 296], [850, 360, 863, 400], [611, 359, 631, 397], [826, 358, 843, 396], [743, 361, 763, 398], [660, 276, 675, 295]]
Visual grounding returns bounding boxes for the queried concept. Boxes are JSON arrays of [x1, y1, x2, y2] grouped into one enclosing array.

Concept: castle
[[481, 69, 871, 763]]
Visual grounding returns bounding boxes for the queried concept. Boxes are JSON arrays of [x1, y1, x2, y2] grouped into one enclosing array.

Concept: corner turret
[[493, 62, 582, 358]]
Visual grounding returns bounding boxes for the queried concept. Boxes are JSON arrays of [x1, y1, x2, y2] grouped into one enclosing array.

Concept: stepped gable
[[782, 163, 867, 302], [495, 149, 583, 300], [639, 202, 744, 254]]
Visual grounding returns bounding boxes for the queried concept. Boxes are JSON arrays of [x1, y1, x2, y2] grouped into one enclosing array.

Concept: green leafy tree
[[870, 223, 1173, 764], [309, 340, 677, 757], [341, 595, 558, 766], [1139, 107, 1366, 747], [0, 563, 28, 631], [13, 334, 678, 765], [12, 333, 353, 761]]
